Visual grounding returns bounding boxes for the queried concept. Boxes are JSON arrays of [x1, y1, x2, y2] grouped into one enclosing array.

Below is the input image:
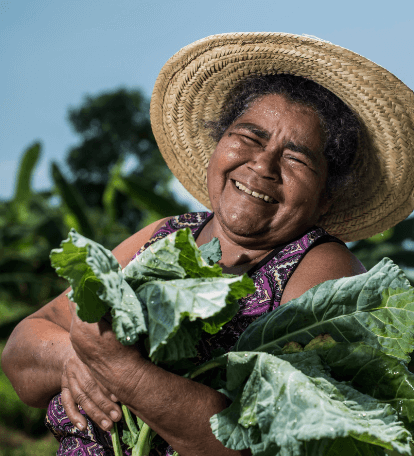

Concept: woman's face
[[207, 93, 331, 249]]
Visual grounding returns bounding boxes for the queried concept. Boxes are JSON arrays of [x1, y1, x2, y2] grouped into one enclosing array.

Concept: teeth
[[234, 181, 275, 203]]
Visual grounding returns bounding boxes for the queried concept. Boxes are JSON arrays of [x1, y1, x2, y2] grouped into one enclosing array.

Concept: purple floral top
[[45, 212, 345, 455]]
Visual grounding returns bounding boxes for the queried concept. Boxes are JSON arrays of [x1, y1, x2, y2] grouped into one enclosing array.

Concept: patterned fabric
[[45, 212, 346, 455]]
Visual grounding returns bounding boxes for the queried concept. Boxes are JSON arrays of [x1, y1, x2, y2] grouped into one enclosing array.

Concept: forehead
[[235, 93, 324, 146]]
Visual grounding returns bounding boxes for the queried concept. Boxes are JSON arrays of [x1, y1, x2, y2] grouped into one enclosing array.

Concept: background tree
[[0, 87, 191, 455], [66, 87, 187, 231], [349, 221, 414, 284]]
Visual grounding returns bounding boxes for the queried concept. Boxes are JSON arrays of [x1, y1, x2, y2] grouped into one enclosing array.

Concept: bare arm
[[1, 217, 171, 409]]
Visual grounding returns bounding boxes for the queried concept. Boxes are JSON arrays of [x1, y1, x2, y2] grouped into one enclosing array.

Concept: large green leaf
[[234, 258, 414, 362], [50, 228, 254, 351], [123, 229, 188, 287], [12, 142, 41, 202], [313, 343, 414, 434], [123, 228, 224, 289], [137, 274, 255, 362], [11, 142, 41, 222], [174, 228, 224, 279], [111, 280, 148, 345], [211, 351, 411, 456], [50, 229, 123, 322], [199, 237, 222, 266], [115, 175, 186, 218], [102, 158, 124, 222]]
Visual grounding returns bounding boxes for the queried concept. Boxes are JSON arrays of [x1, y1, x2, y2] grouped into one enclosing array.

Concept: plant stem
[[190, 360, 225, 379], [122, 404, 138, 435], [135, 422, 152, 456], [111, 421, 123, 456]]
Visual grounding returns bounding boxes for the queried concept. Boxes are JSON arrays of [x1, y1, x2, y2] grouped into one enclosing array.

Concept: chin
[[217, 207, 268, 238]]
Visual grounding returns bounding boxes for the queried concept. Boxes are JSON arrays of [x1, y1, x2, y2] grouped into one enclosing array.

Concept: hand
[[67, 302, 148, 405], [61, 353, 123, 432]]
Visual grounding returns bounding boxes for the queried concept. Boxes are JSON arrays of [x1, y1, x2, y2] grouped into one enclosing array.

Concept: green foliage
[[50, 228, 255, 360], [51, 162, 94, 238], [0, 343, 49, 438], [234, 258, 413, 362], [0, 85, 190, 448], [186, 259, 414, 455], [50, 229, 123, 323], [10, 143, 41, 223], [210, 351, 410, 455], [49, 228, 255, 455], [65, 87, 188, 230], [0, 428, 59, 456], [350, 216, 414, 283]]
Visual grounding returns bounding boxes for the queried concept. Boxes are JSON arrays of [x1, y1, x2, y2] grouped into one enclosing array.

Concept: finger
[[66, 373, 122, 431], [93, 379, 121, 416], [61, 384, 88, 432], [95, 380, 119, 404]]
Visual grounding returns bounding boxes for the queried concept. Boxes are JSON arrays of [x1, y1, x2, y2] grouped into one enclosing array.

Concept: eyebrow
[[232, 122, 319, 165], [233, 123, 271, 140], [284, 141, 318, 165]]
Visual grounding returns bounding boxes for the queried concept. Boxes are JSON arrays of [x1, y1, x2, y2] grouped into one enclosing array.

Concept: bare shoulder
[[279, 241, 366, 306], [25, 216, 173, 330], [112, 216, 173, 268]]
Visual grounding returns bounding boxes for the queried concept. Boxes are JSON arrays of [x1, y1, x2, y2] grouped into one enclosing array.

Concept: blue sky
[[1, 0, 413, 211]]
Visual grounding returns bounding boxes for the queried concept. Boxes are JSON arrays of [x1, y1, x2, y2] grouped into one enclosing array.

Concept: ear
[[318, 191, 333, 218]]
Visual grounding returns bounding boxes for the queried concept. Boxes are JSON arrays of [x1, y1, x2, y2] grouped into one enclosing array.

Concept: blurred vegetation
[[0, 88, 189, 455], [1, 87, 414, 454]]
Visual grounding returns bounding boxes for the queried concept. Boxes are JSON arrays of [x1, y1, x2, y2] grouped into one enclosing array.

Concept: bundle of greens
[[50, 227, 255, 455], [51, 228, 414, 456]]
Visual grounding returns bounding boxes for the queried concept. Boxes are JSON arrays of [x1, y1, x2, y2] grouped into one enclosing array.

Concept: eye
[[285, 155, 307, 165], [241, 134, 261, 145]]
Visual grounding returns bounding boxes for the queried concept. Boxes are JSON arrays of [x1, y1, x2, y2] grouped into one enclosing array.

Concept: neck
[[196, 217, 274, 273]]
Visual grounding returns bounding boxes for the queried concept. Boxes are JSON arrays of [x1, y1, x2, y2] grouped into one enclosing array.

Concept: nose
[[247, 149, 281, 181]]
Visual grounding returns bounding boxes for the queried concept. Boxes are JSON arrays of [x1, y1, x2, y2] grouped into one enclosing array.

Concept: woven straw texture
[[150, 32, 414, 242]]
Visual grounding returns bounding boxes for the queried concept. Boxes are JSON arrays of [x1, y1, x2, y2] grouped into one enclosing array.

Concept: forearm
[[1, 318, 74, 408], [95, 359, 250, 456]]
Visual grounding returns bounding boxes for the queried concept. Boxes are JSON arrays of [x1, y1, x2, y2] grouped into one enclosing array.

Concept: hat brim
[[150, 32, 414, 242]]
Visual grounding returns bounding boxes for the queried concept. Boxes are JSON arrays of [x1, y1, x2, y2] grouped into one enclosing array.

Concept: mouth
[[234, 180, 277, 204]]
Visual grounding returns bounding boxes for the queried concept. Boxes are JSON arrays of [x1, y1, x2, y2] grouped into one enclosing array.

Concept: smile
[[234, 181, 276, 203]]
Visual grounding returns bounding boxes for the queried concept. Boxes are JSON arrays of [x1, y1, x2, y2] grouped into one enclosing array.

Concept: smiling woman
[[206, 94, 330, 254], [205, 73, 361, 201], [2, 32, 414, 456]]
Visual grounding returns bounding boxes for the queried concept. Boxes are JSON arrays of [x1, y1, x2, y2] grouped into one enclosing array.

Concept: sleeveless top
[[45, 212, 346, 456]]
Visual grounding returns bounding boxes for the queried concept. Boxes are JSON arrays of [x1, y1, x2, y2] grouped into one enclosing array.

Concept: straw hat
[[150, 32, 414, 242]]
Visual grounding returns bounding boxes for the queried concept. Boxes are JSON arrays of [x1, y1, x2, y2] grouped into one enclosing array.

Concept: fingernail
[[101, 419, 110, 429], [76, 422, 85, 431], [110, 411, 119, 420]]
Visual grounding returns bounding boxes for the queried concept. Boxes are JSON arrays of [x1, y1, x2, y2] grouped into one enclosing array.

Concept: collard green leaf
[[211, 351, 412, 456], [137, 275, 254, 363], [123, 231, 186, 288], [234, 258, 414, 362], [302, 437, 387, 456], [199, 237, 222, 266], [150, 317, 203, 362], [50, 229, 123, 322], [111, 281, 147, 345], [123, 228, 225, 290], [313, 342, 414, 435], [174, 228, 224, 278]]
